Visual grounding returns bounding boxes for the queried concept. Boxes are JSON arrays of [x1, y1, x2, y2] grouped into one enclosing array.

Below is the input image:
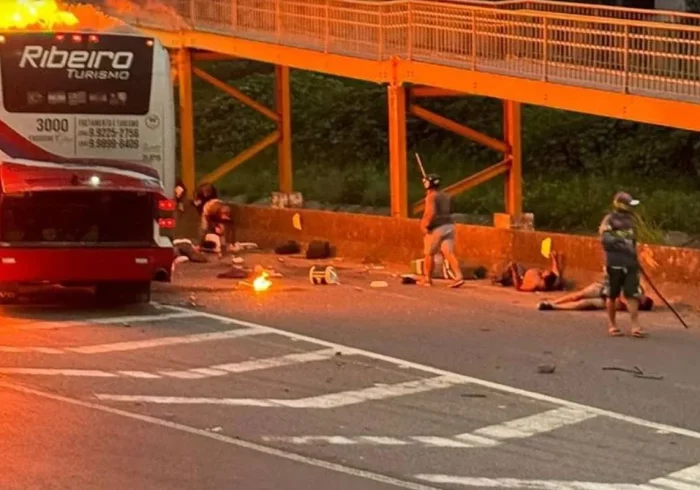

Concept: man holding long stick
[[419, 172, 465, 289], [598, 192, 648, 338]]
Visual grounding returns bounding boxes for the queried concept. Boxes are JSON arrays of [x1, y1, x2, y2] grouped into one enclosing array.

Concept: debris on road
[[634, 374, 665, 380], [309, 265, 340, 285], [603, 365, 663, 380], [401, 275, 418, 285], [275, 240, 301, 255], [229, 242, 258, 254], [602, 366, 643, 375], [306, 240, 331, 259], [537, 363, 556, 374], [370, 281, 389, 288]]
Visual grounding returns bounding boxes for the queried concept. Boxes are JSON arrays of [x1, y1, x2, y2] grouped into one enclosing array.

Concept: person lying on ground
[[509, 251, 564, 292], [537, 280, 654, 311]]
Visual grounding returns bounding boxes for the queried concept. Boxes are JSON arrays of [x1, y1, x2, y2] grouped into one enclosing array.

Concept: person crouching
[[200, 198, 233, 254]]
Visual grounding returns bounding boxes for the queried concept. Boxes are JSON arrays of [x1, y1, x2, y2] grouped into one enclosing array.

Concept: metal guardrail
[[101, 0, 700, 102]]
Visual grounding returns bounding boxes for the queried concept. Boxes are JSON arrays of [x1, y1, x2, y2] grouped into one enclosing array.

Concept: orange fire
[[0, 0, 78, 30], [252, 271, 272, 292], [0, 0, 124, 32]]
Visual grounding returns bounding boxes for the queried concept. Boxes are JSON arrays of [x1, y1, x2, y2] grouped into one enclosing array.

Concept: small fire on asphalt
[[252, 271, 272, 292]]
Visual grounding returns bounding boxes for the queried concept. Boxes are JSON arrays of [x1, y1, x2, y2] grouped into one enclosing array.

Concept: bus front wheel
[[95, 281, 151, 305]]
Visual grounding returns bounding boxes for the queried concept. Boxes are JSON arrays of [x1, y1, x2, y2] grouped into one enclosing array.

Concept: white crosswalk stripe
[[262, 407, 596, 448], [95, 375, 468, 408], [158, 348, 341, 379]]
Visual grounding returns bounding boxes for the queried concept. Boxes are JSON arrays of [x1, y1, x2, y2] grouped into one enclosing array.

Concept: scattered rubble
[[537, 364, 556, 374], [230, 242, 258, 253], [275, 240, 301, 255], [401, 275, 418, 285], [309, 265, 339, 285], [306, 240, 331, 259], [602, 365, 664, 380]]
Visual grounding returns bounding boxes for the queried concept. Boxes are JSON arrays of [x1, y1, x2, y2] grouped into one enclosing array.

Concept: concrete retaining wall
[[177, 204, 700, 305]]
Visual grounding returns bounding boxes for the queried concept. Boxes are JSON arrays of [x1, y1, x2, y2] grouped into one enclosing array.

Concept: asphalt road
[[2, 253, 700, 490]]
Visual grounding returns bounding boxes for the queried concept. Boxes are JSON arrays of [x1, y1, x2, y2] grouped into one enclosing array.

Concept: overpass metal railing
[[102, 0, 700, 102], [453, 0, 700, 26]]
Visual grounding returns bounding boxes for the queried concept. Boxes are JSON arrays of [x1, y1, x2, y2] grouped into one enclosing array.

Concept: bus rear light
[[158, 199, 176, 211], [0, 35, 6, 44], [146, 39, 154, 47], [56, 34, 64, 41], [72, 34, 81, 42], [88, 35, 98, 43], [158, 218, 175, 229]]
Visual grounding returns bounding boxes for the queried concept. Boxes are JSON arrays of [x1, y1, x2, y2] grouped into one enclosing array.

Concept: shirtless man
[[509, 251, 563, 292], [537, 279, 654, 311], [419, 173, 464, 288]]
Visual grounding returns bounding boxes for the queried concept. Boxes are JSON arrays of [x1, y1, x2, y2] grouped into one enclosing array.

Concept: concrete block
[[493, 212, 535, 231], [271, 192, 304, 209]]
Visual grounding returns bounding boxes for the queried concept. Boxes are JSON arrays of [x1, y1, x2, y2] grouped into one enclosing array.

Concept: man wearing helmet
[[598, 191, 647, 338], [419, 173, 465, 288]]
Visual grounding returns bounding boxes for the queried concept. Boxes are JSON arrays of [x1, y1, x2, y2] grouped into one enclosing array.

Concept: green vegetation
[[181, 60, 700, 239]]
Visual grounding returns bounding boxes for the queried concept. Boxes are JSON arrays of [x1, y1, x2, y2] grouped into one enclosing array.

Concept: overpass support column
[[275, 65, 293, 193], [177, 48, 196, 198], [503, 100, 522, 219], [388, 83, 408, 218]]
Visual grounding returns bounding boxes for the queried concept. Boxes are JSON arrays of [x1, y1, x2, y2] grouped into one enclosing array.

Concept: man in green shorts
[[598, 192, 647, 338]]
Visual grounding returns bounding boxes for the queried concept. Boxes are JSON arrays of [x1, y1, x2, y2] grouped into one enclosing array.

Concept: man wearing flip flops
[[419, 173, 465, 289], [598, 191, 648, 338]]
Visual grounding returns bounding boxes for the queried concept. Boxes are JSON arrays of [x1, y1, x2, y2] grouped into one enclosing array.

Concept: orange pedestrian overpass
[[104, 0, 700, 222]]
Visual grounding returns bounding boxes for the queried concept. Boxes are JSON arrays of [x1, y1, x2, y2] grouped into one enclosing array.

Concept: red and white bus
[[0, 16, 176, 302]]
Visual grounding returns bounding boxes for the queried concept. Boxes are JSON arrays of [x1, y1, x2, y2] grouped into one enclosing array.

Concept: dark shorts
[[602, 266, 642, 300]]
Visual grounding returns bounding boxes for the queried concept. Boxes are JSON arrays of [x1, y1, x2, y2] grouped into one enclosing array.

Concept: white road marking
[[414, 462, 700, 489], [263, 407, 596, 448], [95, 375, 466, 408], [0, 348, 342, 380], [2, 327, 264, 355], [0, 380, 441, 490], [413, 475, 637, 489], [117, 371, 163, 379], [14, 312, 201, 330], [0, 368, 117, 377], [59, 326, 265, 355], [157, 305, 700, 442], [469, 406, 597, 441], [647, 462, 700, 489], [158, 348, 340, 379], [0, 346, 64, 354]]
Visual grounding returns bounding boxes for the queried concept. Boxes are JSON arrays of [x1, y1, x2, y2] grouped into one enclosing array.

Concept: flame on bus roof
[[0, 0, 126, 32]]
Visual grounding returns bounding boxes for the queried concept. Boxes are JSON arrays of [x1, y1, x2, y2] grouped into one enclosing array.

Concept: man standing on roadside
[[419, 174, 464, 289], [599, 191, 647, 338]]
